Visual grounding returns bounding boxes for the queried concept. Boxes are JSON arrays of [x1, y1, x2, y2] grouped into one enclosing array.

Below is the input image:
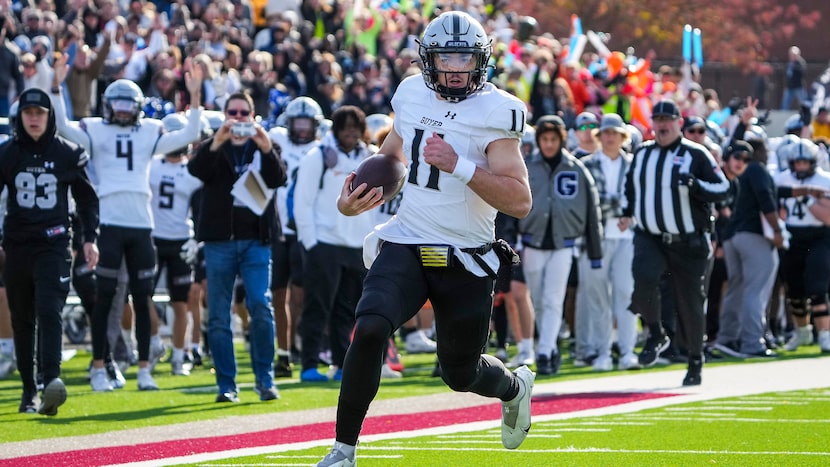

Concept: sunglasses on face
[[685, 128, 706, 135], [578, 123, 598, 131], [226, 109, 251, 117]]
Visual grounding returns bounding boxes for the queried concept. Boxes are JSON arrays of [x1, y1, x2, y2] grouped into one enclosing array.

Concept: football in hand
[[350, 153, 406, 201]]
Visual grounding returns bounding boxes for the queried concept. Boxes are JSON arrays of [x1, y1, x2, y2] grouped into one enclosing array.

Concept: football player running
[[50, 55, 205, 391], [316, 11, 534, 466]]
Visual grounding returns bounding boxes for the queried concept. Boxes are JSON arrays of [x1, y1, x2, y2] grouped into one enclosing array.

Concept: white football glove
[[180, 238, 200, 264]]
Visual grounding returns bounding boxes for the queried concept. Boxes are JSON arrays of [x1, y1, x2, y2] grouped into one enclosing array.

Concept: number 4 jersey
[[380, 75, 526, 248], [775, 167, 830, 227]]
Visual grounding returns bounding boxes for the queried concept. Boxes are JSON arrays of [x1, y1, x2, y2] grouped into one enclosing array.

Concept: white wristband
[[451, 157, 476, 184]]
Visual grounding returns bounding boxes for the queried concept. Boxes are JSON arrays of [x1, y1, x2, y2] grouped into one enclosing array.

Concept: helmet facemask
[[418, 12, 491, 103], [103, 79, 144, 126], [787, 140, 819, 180], [288, 117, 317, 144], [106, 99, 141, 126]]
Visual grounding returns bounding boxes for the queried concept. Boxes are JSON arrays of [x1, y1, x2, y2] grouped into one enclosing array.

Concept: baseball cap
[[681, 115, 706, 132], [575, 112, 599, 129], [652, 100, 680, 118], [724, 140, 754, 160], [598, 113, 628, 134], [18, 88, 51, 112]]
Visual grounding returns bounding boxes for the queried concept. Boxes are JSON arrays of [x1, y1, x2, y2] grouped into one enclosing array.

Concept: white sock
[[172, 347, 185, 363], [276, 348, 291, 357], [191, 343, 200, 352], [521, 338, 533, 354], [138, 366, 150, 375], [151, 334, 162, 348], [0, 338, 14, 354]]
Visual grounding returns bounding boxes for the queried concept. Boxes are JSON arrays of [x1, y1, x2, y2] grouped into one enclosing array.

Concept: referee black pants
[[4, 239, 72, 392], [630, 231, 710, 357]]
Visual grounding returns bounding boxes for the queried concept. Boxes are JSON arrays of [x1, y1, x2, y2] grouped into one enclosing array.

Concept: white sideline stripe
[[106, 357, 830, 467], [621, 416, 830, 423], [665, 406, 772, 411], [360, 446, 830, 456], [703, 400, 808, 405]]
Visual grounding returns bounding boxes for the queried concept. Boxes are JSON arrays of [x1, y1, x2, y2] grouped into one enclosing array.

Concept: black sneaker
[[19, 389, 38, 414], [744, 348, 778, 358], [638, 334, 671, 367], [682, 357, 703, 386], [215, 391, 240, 403], [274, 357, 293, 378], [191, 348, 203, 367], [255, 385, 280, 401], [535, 353, 552, 375], [549, 351, 562, 375]]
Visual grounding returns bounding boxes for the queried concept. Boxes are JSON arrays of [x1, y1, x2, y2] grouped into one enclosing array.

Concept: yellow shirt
[[813, 120, 830, 143]]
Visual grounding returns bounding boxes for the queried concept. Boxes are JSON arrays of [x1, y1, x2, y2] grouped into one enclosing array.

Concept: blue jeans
[[204, 240, 275, 393], [781, 87, 807, 110]]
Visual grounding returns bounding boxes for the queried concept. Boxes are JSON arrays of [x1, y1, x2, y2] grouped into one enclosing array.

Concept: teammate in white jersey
[[149, 113, 207, 376], [50, 56, 205, 391], [315, 12, 534, 467], [267, 96, 322, 377], [774, 139, 830, 352]]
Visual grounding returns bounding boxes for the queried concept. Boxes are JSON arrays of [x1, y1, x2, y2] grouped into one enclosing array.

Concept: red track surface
[[2, 391, 676, 467]]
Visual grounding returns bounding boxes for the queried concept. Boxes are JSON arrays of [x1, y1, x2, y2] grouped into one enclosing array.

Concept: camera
[[231, 122, 256, 137]]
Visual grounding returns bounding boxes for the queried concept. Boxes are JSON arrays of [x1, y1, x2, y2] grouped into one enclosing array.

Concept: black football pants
[[335, 242, 515, 445], [4, 239, 72, 392]]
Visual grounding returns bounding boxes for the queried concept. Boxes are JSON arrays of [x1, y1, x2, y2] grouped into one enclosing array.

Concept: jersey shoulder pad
[[474, 86, 528, 138]]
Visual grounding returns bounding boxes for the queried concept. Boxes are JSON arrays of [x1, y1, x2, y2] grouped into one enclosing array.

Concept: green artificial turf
[[187, 388, 830, 466], [0, 340, 825, 447]]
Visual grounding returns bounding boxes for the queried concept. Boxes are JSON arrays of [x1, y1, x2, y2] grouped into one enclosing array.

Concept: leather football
[[350, 153, 406, 201]]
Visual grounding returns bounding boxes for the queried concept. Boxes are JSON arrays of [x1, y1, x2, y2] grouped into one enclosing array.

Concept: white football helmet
[[786, 138, 819, 179], [284, 96, 323, 144], [103, 79, 144, 126], [417, 11, 491, 102]]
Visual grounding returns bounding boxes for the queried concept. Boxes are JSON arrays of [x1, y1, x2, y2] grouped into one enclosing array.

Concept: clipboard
[[231, 168, 275, 216]]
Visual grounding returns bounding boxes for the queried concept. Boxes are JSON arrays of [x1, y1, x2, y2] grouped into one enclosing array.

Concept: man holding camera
[[188, 92, 287, 403]]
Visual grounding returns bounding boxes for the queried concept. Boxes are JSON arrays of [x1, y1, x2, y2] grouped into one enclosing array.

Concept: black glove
[[677, 173, 695, 188]]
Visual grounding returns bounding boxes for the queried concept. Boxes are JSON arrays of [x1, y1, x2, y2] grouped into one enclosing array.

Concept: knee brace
[[787, 298, 809, 318], [809, 294, 830, 318]]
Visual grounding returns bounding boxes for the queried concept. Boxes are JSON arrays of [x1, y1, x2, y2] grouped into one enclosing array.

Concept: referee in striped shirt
[[619, 100, 730, 386]]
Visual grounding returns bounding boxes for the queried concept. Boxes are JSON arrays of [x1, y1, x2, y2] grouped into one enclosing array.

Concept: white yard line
[[107, 356, 830, 467]]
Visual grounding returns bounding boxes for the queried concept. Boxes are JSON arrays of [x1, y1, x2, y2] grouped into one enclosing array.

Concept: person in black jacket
[[187, 92, 286, 403], [0, 88, 99, 416]]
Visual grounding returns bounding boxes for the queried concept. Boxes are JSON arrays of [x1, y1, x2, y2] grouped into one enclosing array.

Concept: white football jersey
[[377, 75, 526, 248], [149, 156, 203, 240], [52, 93, 203, 227], [268, 126, 319, 234], [774, 167, 830, 227]]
